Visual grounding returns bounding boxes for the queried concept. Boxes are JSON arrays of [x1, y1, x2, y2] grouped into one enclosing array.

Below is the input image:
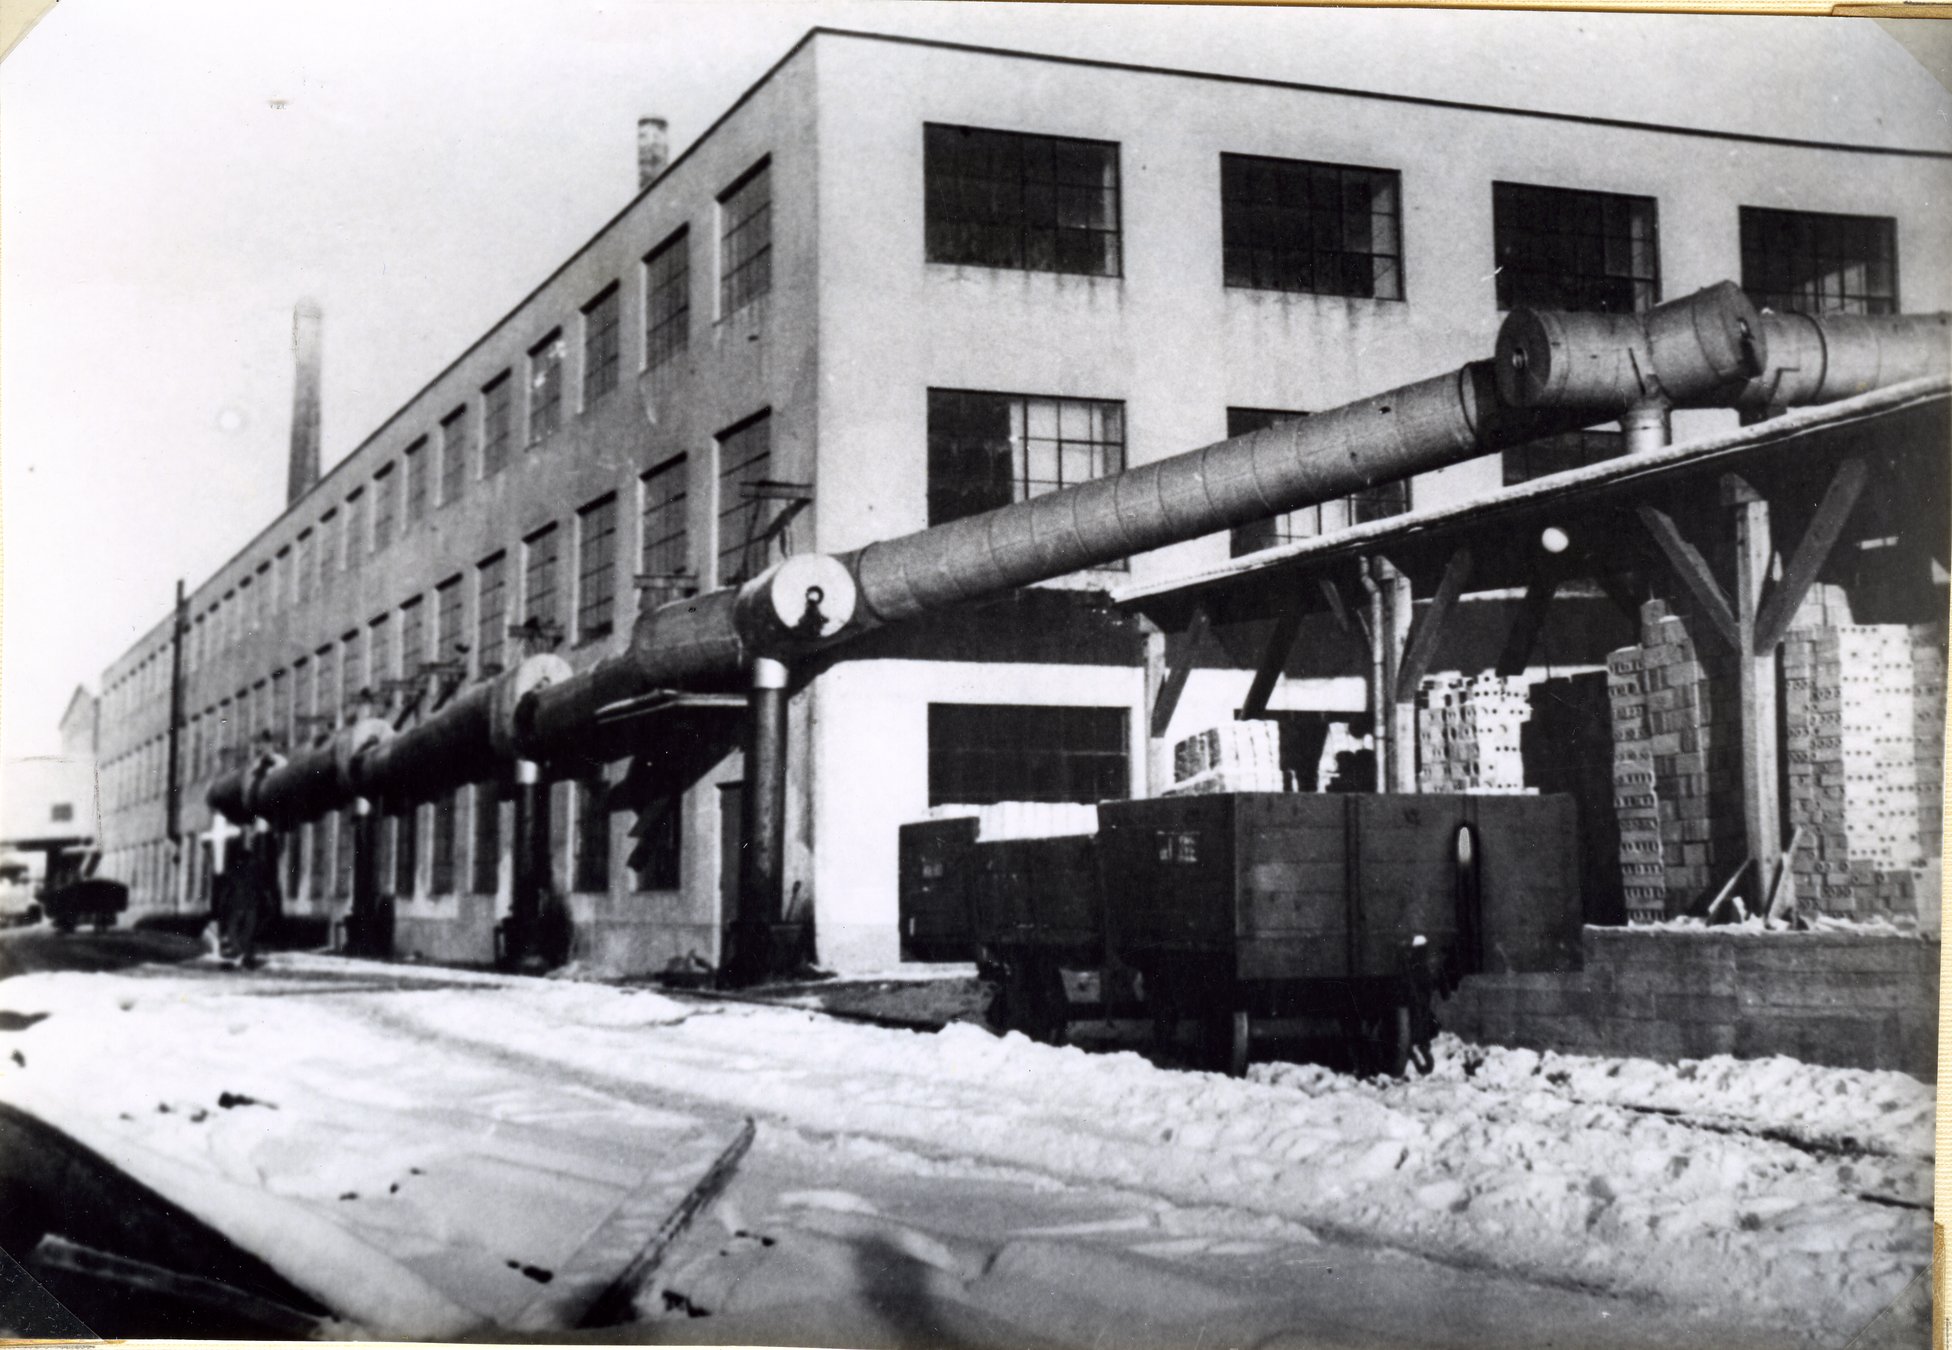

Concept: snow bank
[[0, 963, 1927, 1342], [383, 986, 1929, 1338]]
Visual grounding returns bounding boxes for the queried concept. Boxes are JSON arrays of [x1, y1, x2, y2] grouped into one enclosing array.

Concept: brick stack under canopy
[[1782, 584, 1945, 920], [1606, 600, 1745, 922], [1416, 673, 1532, 794]]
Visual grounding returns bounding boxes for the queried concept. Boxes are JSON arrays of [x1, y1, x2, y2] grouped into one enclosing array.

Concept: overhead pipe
[[216, 284, 1950, 828]]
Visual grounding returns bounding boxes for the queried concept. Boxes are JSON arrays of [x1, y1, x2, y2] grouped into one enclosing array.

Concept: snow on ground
[[0, 954, 1931, 1343]]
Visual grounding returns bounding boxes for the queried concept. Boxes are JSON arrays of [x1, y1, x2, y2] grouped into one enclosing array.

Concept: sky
[[3, 1, 1949, 762]]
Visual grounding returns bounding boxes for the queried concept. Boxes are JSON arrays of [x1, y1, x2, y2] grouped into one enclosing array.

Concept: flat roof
[[1113, 376, 1952, 627]]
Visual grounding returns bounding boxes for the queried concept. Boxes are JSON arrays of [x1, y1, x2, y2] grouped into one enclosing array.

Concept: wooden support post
[[1149, 604, 1210, 741], [1726, 474, 1784, 873], [1637, 505, 1740, 651], [1372, 557, 1417, 793], [1241, 609, 1303, 719], [1496, 561, 1563, 677], [1140, 617, 1170, 796], [1395, 548, 1474, 704], [1752, 458, 1868, 654]]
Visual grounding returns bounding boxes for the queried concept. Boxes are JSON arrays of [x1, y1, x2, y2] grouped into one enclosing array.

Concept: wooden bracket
[[1394, 548, 1474, 704], [1637, 505, 1739, 651], [1752, 458, 1867, 654], [1149, 603, 1211, 738], [1241, 608, 1304, 719], [1495, 559, 1565, 677]]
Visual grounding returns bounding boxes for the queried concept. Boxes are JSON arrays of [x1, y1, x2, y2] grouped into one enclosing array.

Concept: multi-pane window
[[316, 644, 338, 729], [1502, 429, 1627, 486], [344, 492, 365, 572], [576, 495, 618, 643], [927, 389, 1126, 528], [573, 777, 610, 893], [392, 804, 417, 898], [404, 437, 429, 523], [477, 553, 508, 676], [718, 159, 772, 316], [1224, 407, 1409, 555], [369, 615, 393, 702], [1493, 182, 1659, 314], [316, 512, 336, 591], [928, 704, 1130, 806], [340, 629, 363, 717], [275, 547, 292, 609], [524, 525, 561, 628], [292, 659, 312, 742], [309, 817, 330, 899], [715, 413, 772, 587], [633, 796, 681, 892], [400, 597, 425, 679], [488, 376, 520, 483], [528, 332, 565, 443], [1221, 154, 1402, 300], [924, 124, 1121, 277], [472, 782, 501, 894], [1740, 207, 1897, 316], [436, 576, 464, 668], [335, 809, 355, 899], [644, 228, 690, 370], [639, 454, 690, 609], [582, 284, 621, 407], [430, 792, 458, 896], [371, 464, 396, 552]]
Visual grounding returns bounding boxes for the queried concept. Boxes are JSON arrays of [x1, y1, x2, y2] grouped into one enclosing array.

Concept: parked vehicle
[[902, 792, 1583, 1075], [42, 878, 130, 934]]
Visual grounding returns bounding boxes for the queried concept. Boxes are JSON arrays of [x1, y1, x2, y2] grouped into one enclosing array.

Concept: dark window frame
[[1740, 205, 1898, 316], [715, 412, 773, 588], [441, 405, 471, 503], [718, 158, 773, 318], [644, 227, 690, 370], [404, 437, 429, 523], [523, 524, 562, 628], [527, 331, 566, 444], [573, 776, 610, 893], [927, 388, 1127, 534], [476, 552, 509, 677], [582, 282, 621, 407], [1220, 153, 1403, 301], [639, 453, 691, 611], [481, 375, 513, 478], [576, 494, 619, 644], [1493, 181, 1660, 315], [928, 703, 1130, 806], [924, 123, 1122, 278]]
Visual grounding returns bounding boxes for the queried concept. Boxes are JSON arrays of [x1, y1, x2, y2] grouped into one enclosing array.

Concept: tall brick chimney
[[287, 298, 323, 506], [637, 117, 669, 191]]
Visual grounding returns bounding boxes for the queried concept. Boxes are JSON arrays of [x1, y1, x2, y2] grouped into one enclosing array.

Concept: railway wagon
[[939, 791, 1582, 1075], [1098, 793, 1582, 1074]]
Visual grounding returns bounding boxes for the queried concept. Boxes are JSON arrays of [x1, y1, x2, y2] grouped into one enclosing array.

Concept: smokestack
[[287, 298, 323, 507], [637, 117, 669, 191]]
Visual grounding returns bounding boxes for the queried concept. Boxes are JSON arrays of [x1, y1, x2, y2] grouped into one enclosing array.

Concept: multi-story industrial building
[[94, 28, 1952, 974]]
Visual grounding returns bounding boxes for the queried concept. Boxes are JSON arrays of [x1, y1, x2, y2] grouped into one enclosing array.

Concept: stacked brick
[[1416, 674, 1531, 793], [1783, 585, 1945, 919], [1164, 720, 1288, 795], [1607, 600, 1745, 922]]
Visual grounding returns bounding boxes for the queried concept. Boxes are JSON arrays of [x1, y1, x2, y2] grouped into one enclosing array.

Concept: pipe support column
[[730, 657, 792, 986], [508, 759, 543, 969]]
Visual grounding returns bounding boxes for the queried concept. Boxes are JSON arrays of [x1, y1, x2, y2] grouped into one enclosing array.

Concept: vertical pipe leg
[[350, 796, 386, 958], [731, 657, 790, 986], [508, 758, 541, 968], [1621, 398, 1673, 456]]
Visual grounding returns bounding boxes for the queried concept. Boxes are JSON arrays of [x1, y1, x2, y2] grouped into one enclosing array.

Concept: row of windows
[[172, 414, 771, 774], [239, 777, 679, 905], [925, 123, 1900, 318], [172, 159, 778, 688]]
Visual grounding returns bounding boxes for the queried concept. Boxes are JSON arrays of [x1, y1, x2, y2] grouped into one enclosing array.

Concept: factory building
[[93, 28, 1952, 975]]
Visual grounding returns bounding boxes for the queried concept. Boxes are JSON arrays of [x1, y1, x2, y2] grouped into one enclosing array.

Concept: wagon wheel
[[1006, 958, 1068, 1045], [1226, 1010, 1252, 1078], [1144, 969, 1179, 1055], [977, 960, 1011, 1034]]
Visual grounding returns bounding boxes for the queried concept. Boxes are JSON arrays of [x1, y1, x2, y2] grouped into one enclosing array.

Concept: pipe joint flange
[[491, 653, 574, 761]]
